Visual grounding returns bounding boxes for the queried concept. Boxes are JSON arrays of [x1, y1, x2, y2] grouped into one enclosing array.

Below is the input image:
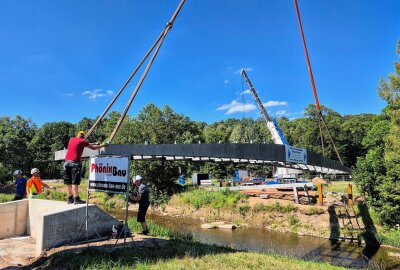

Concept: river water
[[118, 210, 400, 269]]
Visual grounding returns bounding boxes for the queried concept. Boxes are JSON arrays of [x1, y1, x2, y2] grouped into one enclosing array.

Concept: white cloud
[[217, 100, 256, 115], [263, 100, 288, 107], [224, 80, 229, 84], [61, 93, 73, 97], [241, 89, 251, 95], [82, 89, 114, 100], [275, 110, 287, 116], [234, 67, 253, 74]]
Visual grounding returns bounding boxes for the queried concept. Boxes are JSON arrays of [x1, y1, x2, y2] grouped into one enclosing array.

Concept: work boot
[[67, 196, 74, 204], [139, 230, 149, 235], [74, 196, 86, 205]]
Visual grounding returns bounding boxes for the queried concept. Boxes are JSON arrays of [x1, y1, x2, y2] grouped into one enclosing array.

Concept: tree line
[[0, 103, 373, 182]]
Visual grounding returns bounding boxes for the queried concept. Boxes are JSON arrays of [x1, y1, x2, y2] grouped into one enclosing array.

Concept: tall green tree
[[354, 39, 400, 226], [0, 116, 36, 183], [375, 40, 400, 226], [29, 121, 75, 179]]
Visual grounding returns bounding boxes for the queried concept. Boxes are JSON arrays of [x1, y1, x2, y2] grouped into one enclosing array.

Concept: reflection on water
[[118, 211, 400, 269]]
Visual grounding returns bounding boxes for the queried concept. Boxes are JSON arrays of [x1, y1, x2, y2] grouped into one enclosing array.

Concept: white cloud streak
[[224, 80, 229, 84], [217, 100, 256, 115], [241, 89, 251, 95], [82, 89, 114, 100], [263, 100, 288, 107]]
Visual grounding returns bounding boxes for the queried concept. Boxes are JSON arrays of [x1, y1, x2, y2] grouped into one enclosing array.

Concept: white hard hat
[[31, 168, 40, 174], [134, 175, 142, 181], [13, 169, 22, 176]]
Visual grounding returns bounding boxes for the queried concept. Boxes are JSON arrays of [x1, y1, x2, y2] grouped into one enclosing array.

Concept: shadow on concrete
[[8, 237, 237, 270]]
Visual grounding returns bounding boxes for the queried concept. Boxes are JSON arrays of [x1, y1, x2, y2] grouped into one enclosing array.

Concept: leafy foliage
[[353, 39, 400, 227], [177, 188, 248, 210]]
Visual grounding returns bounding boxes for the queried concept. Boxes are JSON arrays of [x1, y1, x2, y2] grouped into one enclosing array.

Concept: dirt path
[[0, 236, 36, 268]]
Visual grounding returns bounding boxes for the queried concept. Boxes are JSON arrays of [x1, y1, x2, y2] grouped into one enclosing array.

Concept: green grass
[[377, 227, 400, 247], [35, 189, 67, 201], [177, 188, 248, 210], [324, 181, 360, 196], [0, 193, 14, 202], [252, 202, 298, 214], [33, 240, 348, 270], [127, 218, 193, 241], [287, 215, 300, 226], [299, 206, 325, 215]]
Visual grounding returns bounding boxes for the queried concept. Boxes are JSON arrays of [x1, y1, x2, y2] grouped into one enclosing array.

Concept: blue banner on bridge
[[285, 145, 307, 164]]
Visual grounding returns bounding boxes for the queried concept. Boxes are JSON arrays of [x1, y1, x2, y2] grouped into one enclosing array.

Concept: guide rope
[[294, 0, 343, 165]]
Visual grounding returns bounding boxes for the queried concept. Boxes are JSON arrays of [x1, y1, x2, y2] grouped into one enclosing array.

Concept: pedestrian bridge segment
[[54, 143, 350, 174]]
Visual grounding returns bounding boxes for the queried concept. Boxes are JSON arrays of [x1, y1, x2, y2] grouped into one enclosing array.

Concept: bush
[[287, 215, 300, 226], [252, 203, 269, 213], [238, 205, 251, 216], [178, 188, 248, 210], [149, 184, 170, 206]]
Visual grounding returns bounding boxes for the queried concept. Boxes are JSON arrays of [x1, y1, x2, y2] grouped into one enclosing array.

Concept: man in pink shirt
[[64, 131, 105, 204]]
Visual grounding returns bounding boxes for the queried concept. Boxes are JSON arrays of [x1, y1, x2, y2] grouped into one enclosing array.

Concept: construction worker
[[64, 130, 105, 204], [26, 168, 50, 198], [12, 169, 27, 201], [131, 175, 150, 235]]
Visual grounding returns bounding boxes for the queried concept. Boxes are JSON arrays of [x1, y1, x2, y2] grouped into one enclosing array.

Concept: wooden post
[[293, 186, 299, 204], [347, 183, 353, 205], [318, 183, 323, 205]]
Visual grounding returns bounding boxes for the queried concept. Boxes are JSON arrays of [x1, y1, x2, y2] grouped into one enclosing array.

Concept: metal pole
[[85, 31, 164, 139], [124, 158, 131, 245], [109, 0, 186, 142], [86, 188, 89, 247], [85, 0, 186, 139]]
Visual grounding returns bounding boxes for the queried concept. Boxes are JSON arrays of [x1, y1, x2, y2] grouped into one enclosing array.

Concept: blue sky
[[0, 0, 399, 125]]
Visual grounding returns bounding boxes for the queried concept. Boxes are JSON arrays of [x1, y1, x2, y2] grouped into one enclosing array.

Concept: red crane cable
[[293, 0, 344, 165], [294, 0, 321, 111]]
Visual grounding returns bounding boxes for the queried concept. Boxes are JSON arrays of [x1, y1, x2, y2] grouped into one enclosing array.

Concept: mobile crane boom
[[240, 68, 288, 145]]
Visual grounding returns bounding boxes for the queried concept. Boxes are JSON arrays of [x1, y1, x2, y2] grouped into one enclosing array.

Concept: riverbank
[[153, 187, 400, 249], [157, 188, 337, 238], [24, 219, 348, 270], [1, 180, 398, 248]]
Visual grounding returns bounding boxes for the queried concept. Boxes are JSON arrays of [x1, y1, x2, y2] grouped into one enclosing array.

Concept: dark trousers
[[137, 204, 149, 222]]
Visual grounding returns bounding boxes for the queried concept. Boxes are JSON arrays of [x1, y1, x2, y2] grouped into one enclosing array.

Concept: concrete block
[[37, 204, 116, 256], [0, 200, 28, 239], [1, 199, 117, 257], [28, 199, 79, 239]]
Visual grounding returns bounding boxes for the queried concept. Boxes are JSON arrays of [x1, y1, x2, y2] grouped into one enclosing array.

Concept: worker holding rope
[[64, 131, 106, 204]]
